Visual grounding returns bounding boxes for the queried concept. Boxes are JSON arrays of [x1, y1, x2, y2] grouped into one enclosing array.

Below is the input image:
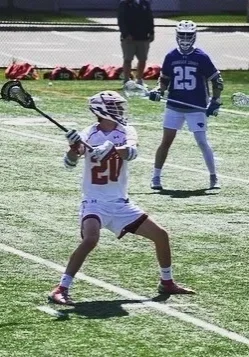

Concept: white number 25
[[174, 66, 197, 90]]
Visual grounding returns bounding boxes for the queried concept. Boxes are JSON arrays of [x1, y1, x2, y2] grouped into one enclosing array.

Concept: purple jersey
[[161, 48, 220, 112]]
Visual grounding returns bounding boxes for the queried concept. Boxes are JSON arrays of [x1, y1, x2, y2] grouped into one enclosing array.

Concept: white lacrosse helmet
[[176, 20, 197, 53], [89, 90, 127, 125]]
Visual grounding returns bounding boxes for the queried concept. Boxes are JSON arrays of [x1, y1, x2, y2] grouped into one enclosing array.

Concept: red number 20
[[91, 154, 123, 185]]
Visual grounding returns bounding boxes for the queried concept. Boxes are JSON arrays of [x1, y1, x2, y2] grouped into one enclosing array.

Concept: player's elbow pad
[[63, 153, 79, 170], [126, 146, 138, 161], [212, 74, 224, 91]]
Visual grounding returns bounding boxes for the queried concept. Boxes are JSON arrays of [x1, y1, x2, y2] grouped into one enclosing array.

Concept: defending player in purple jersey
[[149, 20, 223, 190], [162, 48, 220, 111]]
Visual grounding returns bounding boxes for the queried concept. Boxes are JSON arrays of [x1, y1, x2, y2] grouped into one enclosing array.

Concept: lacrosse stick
[[0, 80, 93, 151], [123, 81, 207, 111], [231, 92, 249, 107]]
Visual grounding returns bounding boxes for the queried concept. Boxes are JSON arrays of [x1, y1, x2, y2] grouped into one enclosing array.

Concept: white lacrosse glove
[[91, 140, 115, 161], [65, 129, 81, 145]]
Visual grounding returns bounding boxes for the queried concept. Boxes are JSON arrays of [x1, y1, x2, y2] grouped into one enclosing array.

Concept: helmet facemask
[[177, 32, 196, 53], [89, 91, 128, 126], [176, 20, 197, 53]]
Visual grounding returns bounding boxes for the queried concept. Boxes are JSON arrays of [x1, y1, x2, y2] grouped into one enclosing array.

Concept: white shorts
[[163, 108, 207, 132], [79, 199, 147, 239]]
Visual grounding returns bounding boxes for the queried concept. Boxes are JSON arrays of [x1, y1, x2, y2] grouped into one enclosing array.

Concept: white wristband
[[127, 146, 137, 161]]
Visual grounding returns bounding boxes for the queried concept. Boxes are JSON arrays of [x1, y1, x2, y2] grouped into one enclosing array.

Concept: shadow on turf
[[56, 296, 170, 320], [150, 188, 220, 198]]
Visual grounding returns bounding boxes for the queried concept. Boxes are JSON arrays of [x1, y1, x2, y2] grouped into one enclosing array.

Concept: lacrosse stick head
[[1, 80, 36, 109], [123, 80, 148, 98], [231, 92, 249, 107]]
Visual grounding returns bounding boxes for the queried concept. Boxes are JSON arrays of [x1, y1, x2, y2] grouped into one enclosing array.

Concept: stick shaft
[[143, 89, 207, 110], [35, 107, 68, 132], [166, 98, 207, 111]]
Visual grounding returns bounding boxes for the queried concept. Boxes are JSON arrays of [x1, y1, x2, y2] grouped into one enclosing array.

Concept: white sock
[[60, 274, 73, 288], [160, 266, 173, 281], [153, 168, 162, 178]]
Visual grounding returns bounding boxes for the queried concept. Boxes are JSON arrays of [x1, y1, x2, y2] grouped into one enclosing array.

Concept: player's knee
[[81, 234, 99, 250], [194, 131, 208, 150], [195, 137, 209, 150], [154, 227, 169, 244]]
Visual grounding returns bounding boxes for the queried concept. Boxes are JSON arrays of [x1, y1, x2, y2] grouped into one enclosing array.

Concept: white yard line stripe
[[1, 243, 249, 346], [37, 305, 66, 317], [138, 157, 249, 183], [2, 127, 249, 184]]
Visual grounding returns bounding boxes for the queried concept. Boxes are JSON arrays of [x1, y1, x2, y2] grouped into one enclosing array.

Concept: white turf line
[[2, 127, 249, 185], [1, 243, 249, 346], [37, 305, 65, 318]]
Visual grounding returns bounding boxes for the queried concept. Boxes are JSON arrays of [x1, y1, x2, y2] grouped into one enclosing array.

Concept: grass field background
[[0, 73, 249, 356]]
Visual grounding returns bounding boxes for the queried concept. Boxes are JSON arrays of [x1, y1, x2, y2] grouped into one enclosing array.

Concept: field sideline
[[1, 77, 249, 357]]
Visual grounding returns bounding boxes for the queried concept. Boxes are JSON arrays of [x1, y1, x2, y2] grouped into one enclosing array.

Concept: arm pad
[[212, 74, 224, 91]]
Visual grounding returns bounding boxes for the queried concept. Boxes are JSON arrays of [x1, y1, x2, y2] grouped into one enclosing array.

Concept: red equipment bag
[[47, 66, 77, 80], [5, 62, 39, 80], [78, 64, 107, 80], [143, 65, 161, 80], [103, 66, 124, 80]]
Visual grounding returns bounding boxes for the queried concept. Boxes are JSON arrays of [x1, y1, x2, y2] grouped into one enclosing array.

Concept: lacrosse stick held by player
[[0, 80, 126, 167], [0, 80, 94, 153]]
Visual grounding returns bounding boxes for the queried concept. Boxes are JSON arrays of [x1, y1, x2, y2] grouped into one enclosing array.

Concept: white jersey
[[80, 123, 138, 202]]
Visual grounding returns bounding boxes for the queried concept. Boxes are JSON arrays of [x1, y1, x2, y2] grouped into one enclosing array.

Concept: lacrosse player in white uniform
[[48, 90, 195, 305], [149, 20, 223, 191]]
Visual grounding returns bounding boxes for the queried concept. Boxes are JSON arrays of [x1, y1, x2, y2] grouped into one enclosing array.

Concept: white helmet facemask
[[89, 90, 128, 126], [176, 20, 197, 53]]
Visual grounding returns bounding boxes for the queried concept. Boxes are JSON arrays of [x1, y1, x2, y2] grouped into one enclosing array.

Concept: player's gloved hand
[[91, 140, 115, 161], [206, 98, 222, 117], [65, 129, 81, 145], [149, 90, 161, 102]]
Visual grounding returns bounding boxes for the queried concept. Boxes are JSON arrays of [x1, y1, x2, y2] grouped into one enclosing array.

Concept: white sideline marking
[[1, 243, 249, 346], [1, 127, 249, 184], [37, 305, 65, 317], [138, 157, 249, 184]]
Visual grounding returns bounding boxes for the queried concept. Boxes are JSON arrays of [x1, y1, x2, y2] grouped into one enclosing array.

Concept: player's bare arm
[[115, 145, 137, 161]]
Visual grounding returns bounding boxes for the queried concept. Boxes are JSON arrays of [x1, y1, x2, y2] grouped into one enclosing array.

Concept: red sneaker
[[158, 280, 195, 295], [48, 285, 75, 305]]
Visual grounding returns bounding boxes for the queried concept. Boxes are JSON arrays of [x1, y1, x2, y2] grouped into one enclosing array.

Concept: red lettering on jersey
[[91, 153, 123, 185]]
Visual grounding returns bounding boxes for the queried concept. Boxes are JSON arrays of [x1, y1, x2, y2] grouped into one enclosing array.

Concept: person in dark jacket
[[118, 0, 154, 87]]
